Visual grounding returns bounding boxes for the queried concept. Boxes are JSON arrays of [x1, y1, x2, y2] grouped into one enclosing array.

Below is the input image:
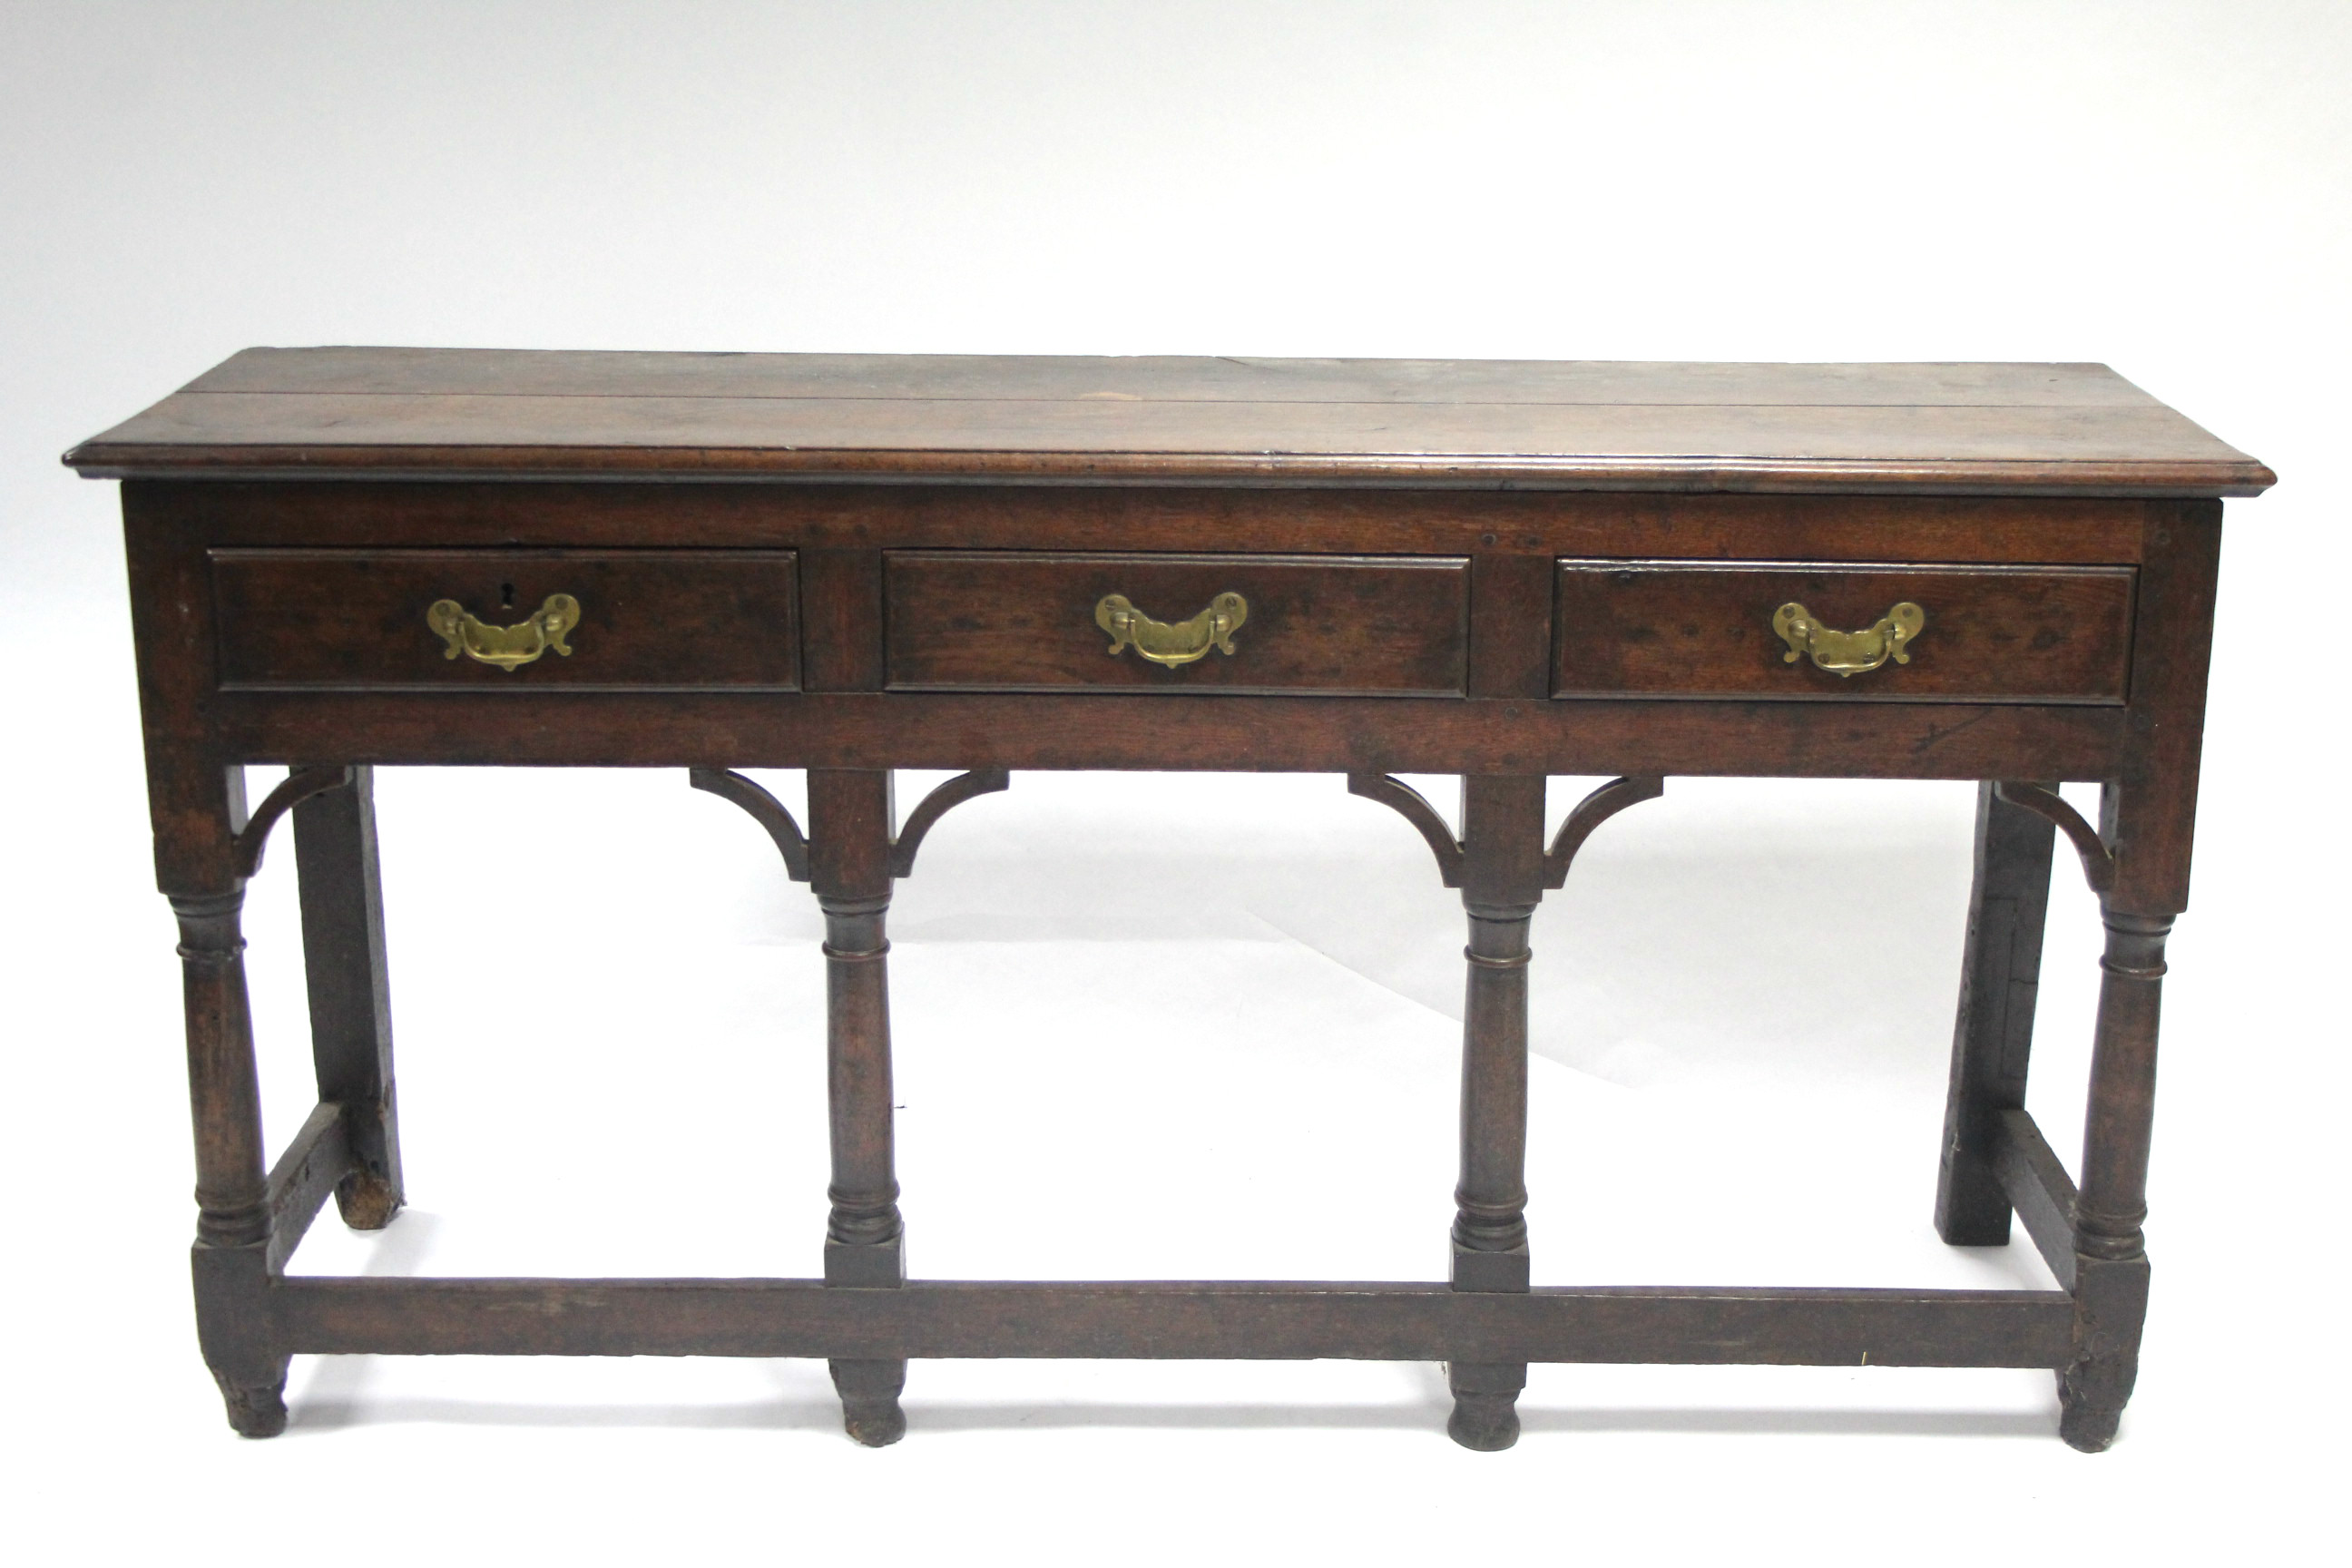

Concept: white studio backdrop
[[1, 2, 2342, 1562]]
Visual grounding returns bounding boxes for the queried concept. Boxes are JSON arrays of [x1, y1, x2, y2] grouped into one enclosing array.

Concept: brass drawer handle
[[426, 593, 581, 671], [1095, 591, 1248, 668], [1772, 600, 1925, 677]]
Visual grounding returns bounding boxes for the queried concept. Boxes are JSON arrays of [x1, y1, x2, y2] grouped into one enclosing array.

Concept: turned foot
[[212, 1367, 289, 1438], [1446, 1394, 1519, 1451], [830, 1358, 907, 1447], [842, 1399, 906, 1448], [1445, 1361, 1524, 1451], [334, 1170, 403, 1230], [2057, 1400, 2121, 1453]]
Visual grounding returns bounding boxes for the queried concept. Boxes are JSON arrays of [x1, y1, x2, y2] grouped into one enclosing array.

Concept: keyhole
[[499, 582, 516, 610]]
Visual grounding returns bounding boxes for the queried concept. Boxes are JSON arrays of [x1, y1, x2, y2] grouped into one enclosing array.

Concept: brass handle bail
[[1095, 591, 1249, 668], [1771, 600, 1925, 677], [426, 593, 582, 671]]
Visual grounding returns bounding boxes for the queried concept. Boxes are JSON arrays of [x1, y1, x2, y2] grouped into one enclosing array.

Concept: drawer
[[210, 549, 800, 690], [884, 552, 1470, 694], [1553, 560, 2135, 702]]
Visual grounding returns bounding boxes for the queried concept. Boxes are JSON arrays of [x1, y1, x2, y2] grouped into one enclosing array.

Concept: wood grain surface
[[211, 548, 801, 689], [1553, 561, 2135, 702], [133, 480, 2159, 562], [883, 551, 1470, 694], [64, 348, 2273, 495], [203, 688, 2129, 781], [270, 1276, 2076, 1368]]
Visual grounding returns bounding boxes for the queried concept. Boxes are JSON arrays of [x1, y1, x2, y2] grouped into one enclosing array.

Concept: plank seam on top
[[164, 391, 2166, 410]]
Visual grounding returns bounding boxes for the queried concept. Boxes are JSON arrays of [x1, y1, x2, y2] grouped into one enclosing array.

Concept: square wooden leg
[[292, 764, 405, 1230], [1936, 780, 2058, 1246]]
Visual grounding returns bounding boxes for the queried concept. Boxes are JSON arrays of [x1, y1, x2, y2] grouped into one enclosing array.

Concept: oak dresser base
[[68, 350, 2269, 1450]]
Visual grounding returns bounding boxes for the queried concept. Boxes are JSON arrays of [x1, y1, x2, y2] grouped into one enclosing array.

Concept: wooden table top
[[64, 348, 2274, 495]]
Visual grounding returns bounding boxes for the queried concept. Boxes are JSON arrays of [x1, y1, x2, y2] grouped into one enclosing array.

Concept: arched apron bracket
[[230, 764, 355, 879], [690, 768, 811, 881], [691, 767, 1010, 882], [887, 768, 1010, 877], [1348, 773, 1465, 887], [1543, 775, 1665, 889], [1993, 780, 2117, 894], [1349, 772, 1667, 891]]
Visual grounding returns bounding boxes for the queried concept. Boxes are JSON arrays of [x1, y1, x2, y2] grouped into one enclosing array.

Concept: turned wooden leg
[[292, 764, 404, 1230], [172, 886, 288, 1436], [808, 769, 908, 1447], [1936, 780, 2058, 1245], [2047, 501, 2216, 1450], [2058, 907, 2171, 1452], [1447, 776, 1545, 1451]]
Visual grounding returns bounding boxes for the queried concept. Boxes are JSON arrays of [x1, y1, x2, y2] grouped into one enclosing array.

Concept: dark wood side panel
[[210, 549, 800, 690], [272, 1277, 2076, 1367], [209, 690, 2127, 780], [1554, 561, 2134, 703], [123, 486, 243, 891], [883, 552, 1470, 695], [2103, 499, 2225, 913]]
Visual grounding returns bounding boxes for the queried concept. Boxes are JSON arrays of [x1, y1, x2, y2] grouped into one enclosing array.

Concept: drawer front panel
[[885, 552, 1470, 694], [1553, 561, 2135, 702], [211, 549, 800, 690]]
